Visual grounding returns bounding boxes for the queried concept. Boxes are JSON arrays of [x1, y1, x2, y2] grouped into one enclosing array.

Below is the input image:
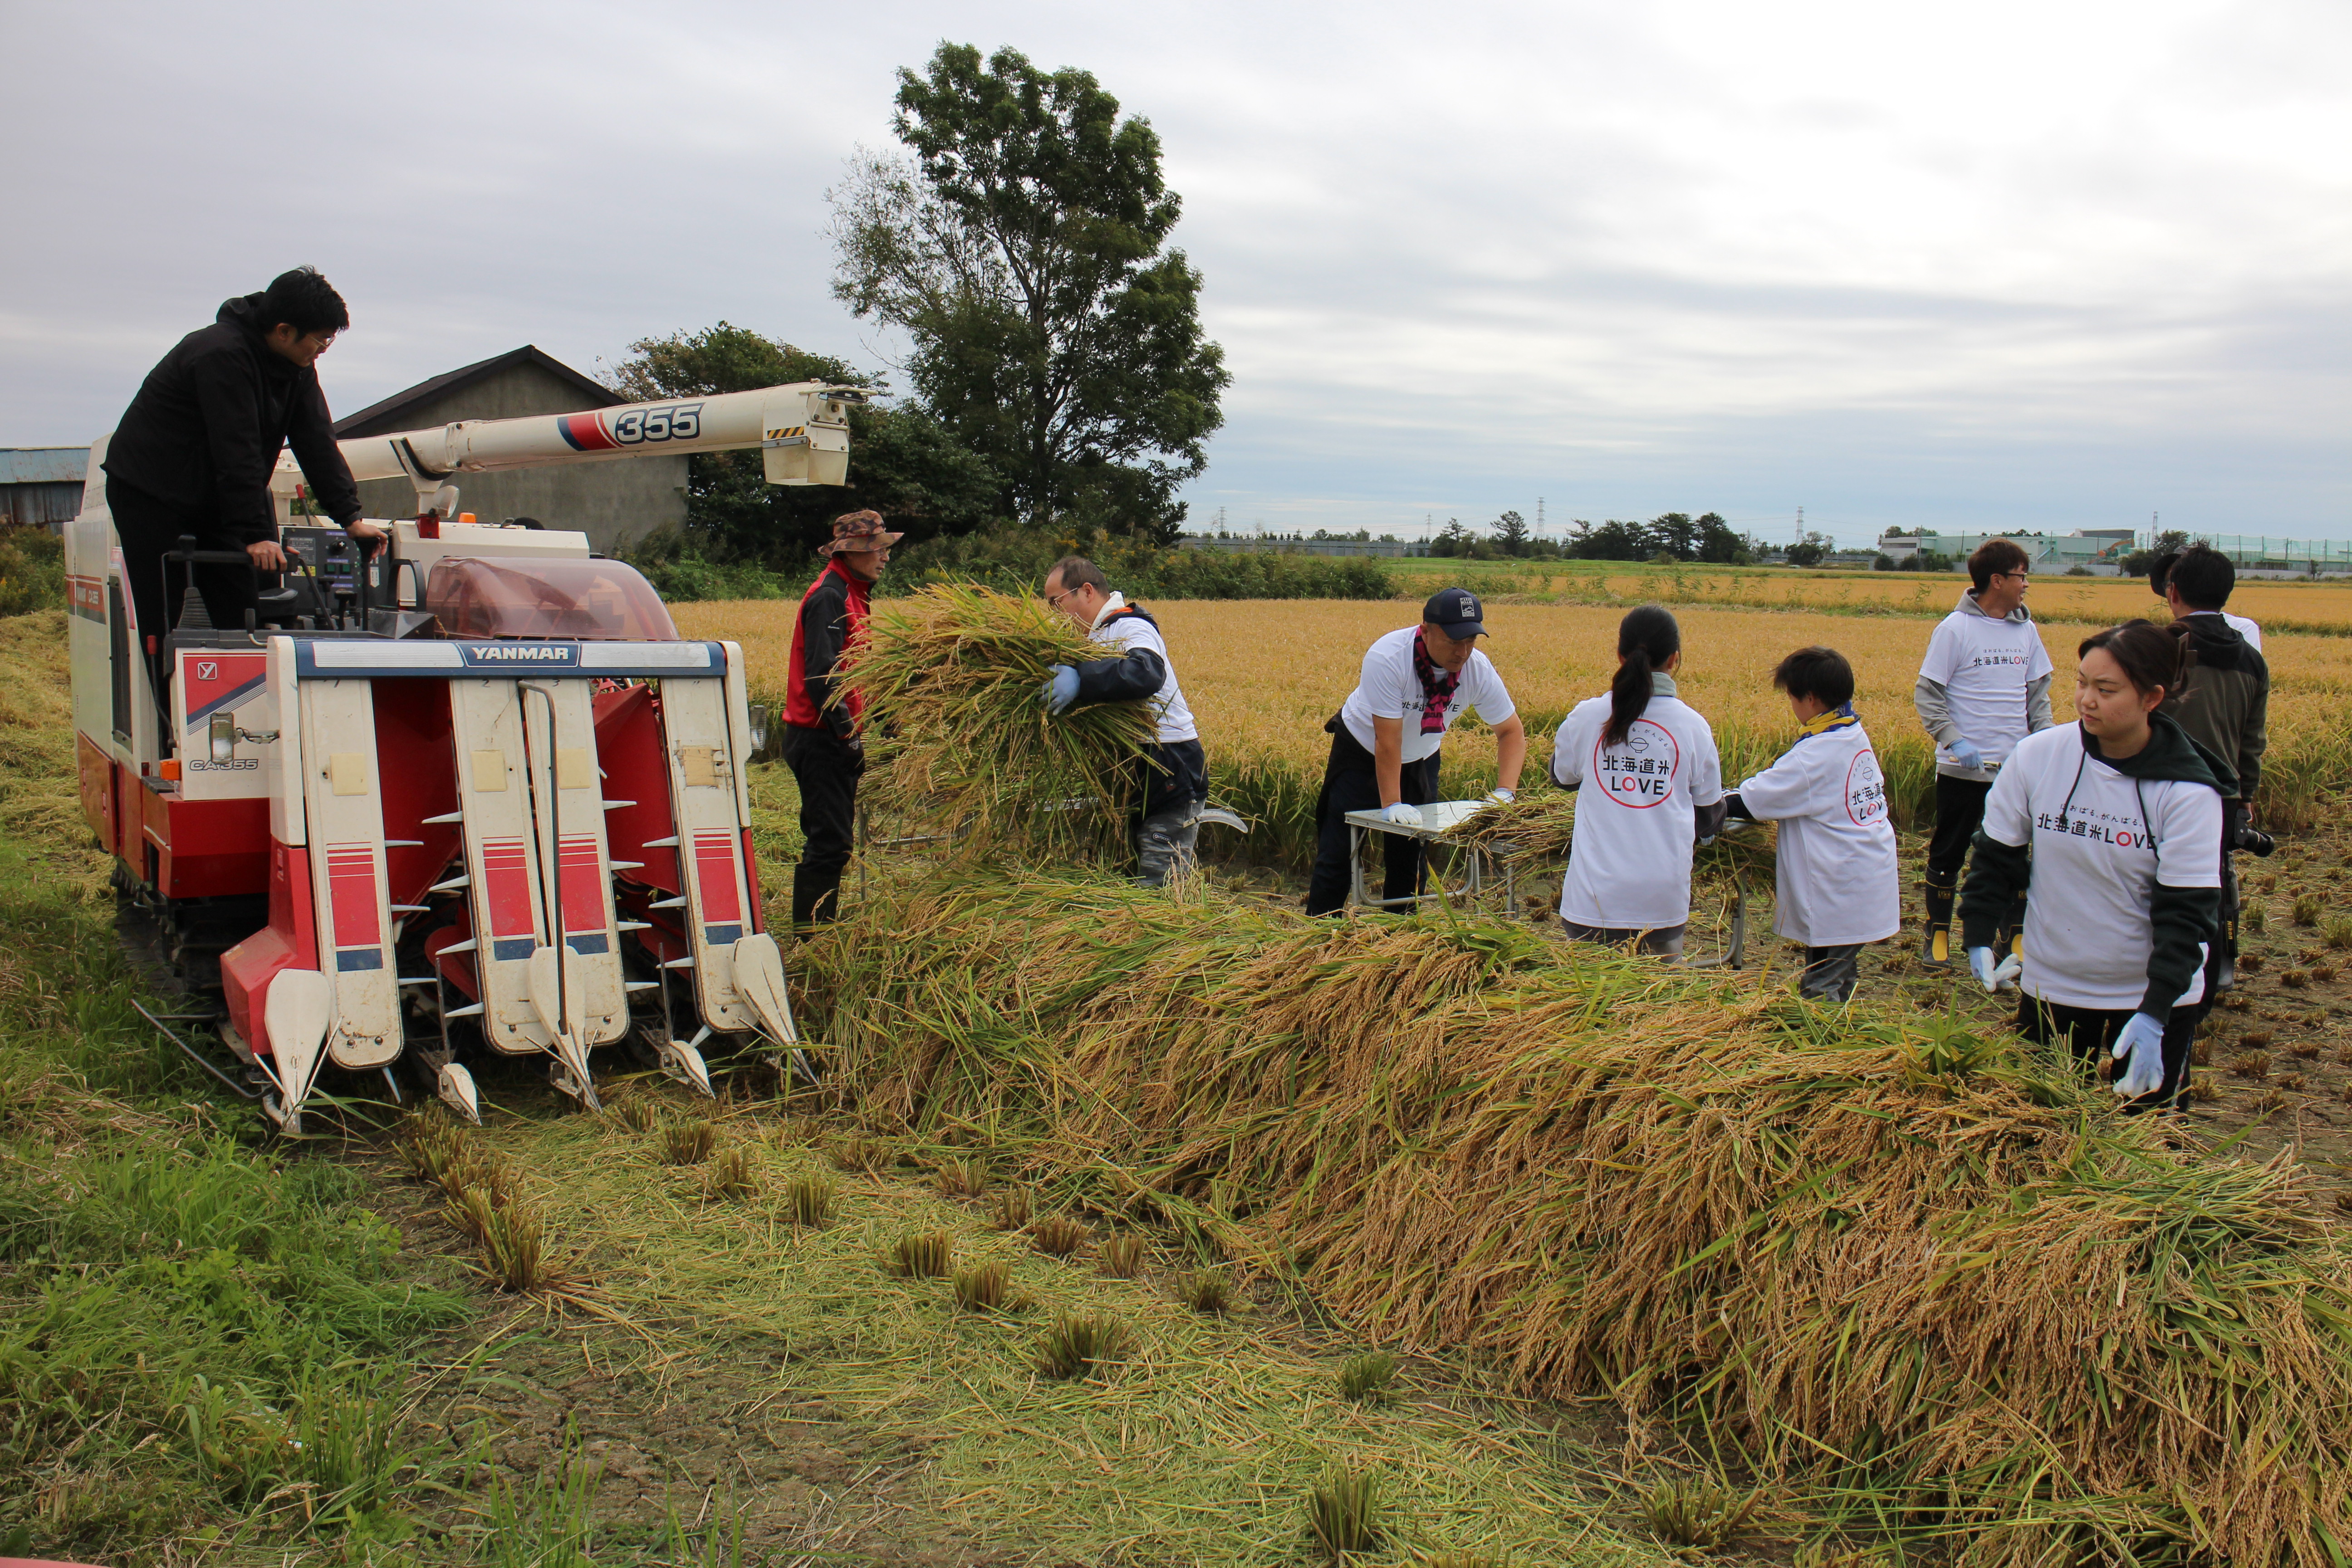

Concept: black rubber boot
[[1995, 892, 2028, 960], [791, 862, 843, 936], [1920, 875, 1957, 969]]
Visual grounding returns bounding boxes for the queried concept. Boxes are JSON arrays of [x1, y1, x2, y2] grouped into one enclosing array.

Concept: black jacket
[[2166, 613, 2267, 801], [1960, 714, 2233, 1022], [103, 294, 362, 544]]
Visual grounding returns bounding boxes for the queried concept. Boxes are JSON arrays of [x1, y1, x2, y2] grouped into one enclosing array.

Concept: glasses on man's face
[[1044, 587, 1076, 609]]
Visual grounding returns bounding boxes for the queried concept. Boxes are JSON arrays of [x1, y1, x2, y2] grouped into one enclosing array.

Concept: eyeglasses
[[1044, 586, 1078, 609]]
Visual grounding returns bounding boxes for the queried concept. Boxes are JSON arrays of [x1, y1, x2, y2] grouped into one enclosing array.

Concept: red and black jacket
[[785, 560, 869, 740]]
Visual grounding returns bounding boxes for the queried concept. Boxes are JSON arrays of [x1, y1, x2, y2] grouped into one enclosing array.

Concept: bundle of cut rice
[[840, 583, 1158, 865]]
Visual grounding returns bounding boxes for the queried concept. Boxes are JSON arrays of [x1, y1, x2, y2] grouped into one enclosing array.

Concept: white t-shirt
[[1338, 627, 1515, 763], [1980, 723, 2224, 1013], [2224, 612, 2264, 652], [1089, 597, 1196, 744], [1733, 720, 1901, 948], [1550, 689, 1725, 930], [1918, 603, 2053, 781]]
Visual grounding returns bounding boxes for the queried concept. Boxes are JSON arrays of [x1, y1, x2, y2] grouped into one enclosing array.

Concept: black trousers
[[106, 476, 268, 641], [781, 724, 862, 927], [2018, 992, 2202, 1113], [1925, 774, 1993, 884], [1305, 723, 1439, 916]]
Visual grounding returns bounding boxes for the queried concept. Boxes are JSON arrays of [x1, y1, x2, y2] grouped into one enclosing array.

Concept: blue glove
[[1968, 946, 2021, 993], [1946, 737, 1984, 771], [1041, 665, 1080, 715], [1379, 801, 1422, 827], [2111, 1012, 2167, 1099]]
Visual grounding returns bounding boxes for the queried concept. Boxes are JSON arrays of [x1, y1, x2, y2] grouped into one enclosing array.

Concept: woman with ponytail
[[1961, 620, 2231, 1111], [1547, 605, 1725, 956]]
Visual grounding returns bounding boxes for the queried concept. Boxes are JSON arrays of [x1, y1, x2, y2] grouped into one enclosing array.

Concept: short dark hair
[[1968, 538, 2030, 592], [258, 266, 349, 337], [2165, 542, 2235, 611], [1772, 645, 1854, 710], [1047, 555, 1108, 595], [2078, 620, 2184, 701]]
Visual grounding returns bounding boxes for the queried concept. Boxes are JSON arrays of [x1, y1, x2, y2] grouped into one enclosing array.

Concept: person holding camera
[[1960, 622, 2230, 1112], [2150, 544, 2271, 989]]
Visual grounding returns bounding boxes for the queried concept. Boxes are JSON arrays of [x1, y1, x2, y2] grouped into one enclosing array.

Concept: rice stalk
[[1177, 1268, 1233, 1315], [935, 1157, 987, 1198], [1029, 1214, 1088, 1257], [1305, 1465, 1381, 1560], [702, 1145, 758, 1200], [1099, 1234, 1145, 1278], [991, 1186, 1033, 1230], [1034, 1312, 1134, 1381], [1338, 1351, 1397, 1402], [889, 1229, 953, 1279], [952, 1260, 1013, 1312], [1641, 1476, 1762, 1548], [841, 583, 1158, 865], [781, 1173, 834, 1228], [478, 1202, 563, 1294], [660, 1119, 717, 1166]]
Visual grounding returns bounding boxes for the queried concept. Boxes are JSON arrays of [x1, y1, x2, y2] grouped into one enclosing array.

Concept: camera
[[2234, 823, 2276, 857]]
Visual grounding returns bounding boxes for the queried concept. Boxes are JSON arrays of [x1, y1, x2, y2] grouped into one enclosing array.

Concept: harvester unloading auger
[[66, 381, 857, 1132]]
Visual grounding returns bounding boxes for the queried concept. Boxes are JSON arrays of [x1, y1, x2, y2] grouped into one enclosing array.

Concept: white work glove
[[1040, 665, 1080, 715], [1968, 946, 2021, 993], [1379, 801, 1423, 827], [1945, 737, 1984, 771], [2111, 1012, 2167, 1099], [1480, 788, 1516, 808]]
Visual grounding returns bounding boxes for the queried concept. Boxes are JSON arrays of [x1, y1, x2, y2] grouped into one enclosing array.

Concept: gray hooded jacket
[[1914, 588, 2055, 782]]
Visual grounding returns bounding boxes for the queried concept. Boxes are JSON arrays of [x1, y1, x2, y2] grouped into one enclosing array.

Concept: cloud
[[0, 0, 2343, 538]]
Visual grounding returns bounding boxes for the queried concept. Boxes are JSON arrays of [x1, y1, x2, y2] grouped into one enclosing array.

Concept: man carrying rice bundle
[[1305, 588, 1528, 916], [1547, 605, 1724, 958], [781, 510, 899, 931], [1038, 556, 1209, 887], [1719, 646, 1900, 1002]]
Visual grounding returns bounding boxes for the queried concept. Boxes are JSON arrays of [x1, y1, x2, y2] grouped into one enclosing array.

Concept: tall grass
[[808, 868, 2352, 1565]]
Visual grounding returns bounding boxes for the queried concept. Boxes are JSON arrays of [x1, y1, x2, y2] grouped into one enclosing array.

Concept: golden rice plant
[[1304, 1465, 1381, 1561], [1641, 1477, 1762, 1548], [1035, 1312, 1134, 1381], [1029, 1214, 1088, 1257], [2297, 894, 2323, 926], [840, 583, 1158, 864], [2324, 916, 2352, 951], [1338, 1350, 1398, 1403], [811, 867, 2352, 1564], [952, 1260, 1013, 1312], [889, 1229, 953, 1279], [660, 1118, 717, 1166], [781, 1173, 834, 1228], [1098, 1234, 1145, 1278]]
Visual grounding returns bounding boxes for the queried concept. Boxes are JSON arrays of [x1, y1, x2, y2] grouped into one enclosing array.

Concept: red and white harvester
[[66, 382, 859, 1131]]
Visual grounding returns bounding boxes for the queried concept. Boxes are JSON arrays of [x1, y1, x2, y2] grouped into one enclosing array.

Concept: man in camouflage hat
[[781, 510, 902, 929]]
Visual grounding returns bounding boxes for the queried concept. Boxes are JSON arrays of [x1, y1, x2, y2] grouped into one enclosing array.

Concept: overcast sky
[[3, 0, 2345, 544]]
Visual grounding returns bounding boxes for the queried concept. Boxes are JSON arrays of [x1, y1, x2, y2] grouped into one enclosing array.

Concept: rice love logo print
[[1592, 720, 1680, 808], [2034, 807, 2155, 852], [1846, 749, 1889, 827]]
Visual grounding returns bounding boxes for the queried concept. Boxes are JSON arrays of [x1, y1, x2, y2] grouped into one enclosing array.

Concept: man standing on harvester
[[103, 266, 386, 643], [782, 510, 900, 931], [1913, 539, 2053, 968], [1038, 556, 1209, 887], [1306, 589, 1528, 916]]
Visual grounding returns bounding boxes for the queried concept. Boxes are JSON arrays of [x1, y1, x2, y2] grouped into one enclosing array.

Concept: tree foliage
[[1563, 512, 1753, 564], [2121, 528, 2189, 578], [829, 44, 1230, 544], [604, 323, 1000, 562]]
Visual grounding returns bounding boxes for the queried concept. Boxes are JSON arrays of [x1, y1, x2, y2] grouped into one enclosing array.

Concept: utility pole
[[1537, 496, 1546, 539], [1797, 505, 1804, 544]]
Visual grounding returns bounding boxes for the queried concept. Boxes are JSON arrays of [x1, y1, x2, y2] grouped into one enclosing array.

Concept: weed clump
[[1034, 1312, 1133, 1380]]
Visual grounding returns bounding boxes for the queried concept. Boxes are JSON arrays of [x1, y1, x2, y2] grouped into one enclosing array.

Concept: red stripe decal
[[692, 831, 741, 923], [482, 838, 537, 939], [326, 843, 382, 947], [557, 412, 618, 452], [559, 833, 605, 933]]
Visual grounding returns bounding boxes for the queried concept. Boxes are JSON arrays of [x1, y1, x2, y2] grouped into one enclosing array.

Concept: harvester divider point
[[610, 860, 645, 869], [662, 956, 697, 969], [660, 1038, 715, 1096], [624, 980, 659, 992], [385, 838, 426, 847], [390, 904, 430, 913], [446, 1002, 486, 1019], [436, 1061, 482, 1124], [602, 800, 636, 810], [439, 938, 478, 954], [652, 896, 686, 909], [643, 835, 681, 848], [422, 811, 465, 825], [397, 974, 437, 986], [430, 876, 471, 893], [617, 921, 651, 931]]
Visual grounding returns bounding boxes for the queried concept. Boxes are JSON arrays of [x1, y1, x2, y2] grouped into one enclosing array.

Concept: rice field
[[680, 594, 2352, 843]]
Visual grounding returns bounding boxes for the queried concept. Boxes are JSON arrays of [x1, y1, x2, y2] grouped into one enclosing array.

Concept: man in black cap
[[104, 266, 384, 644], [1304, 587, 1527, 916]]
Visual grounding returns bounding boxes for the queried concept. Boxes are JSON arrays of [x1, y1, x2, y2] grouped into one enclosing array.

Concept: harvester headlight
[[747, 704, 770, 754], [208, 712, 236, 763]]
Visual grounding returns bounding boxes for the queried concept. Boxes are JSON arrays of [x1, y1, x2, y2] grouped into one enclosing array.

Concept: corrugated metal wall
[[0, 481, 85, 528]]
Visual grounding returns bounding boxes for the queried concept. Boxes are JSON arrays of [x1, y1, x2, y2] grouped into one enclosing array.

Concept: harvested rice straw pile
[[840, 583, 1159, 865], [809, 871, 2352, 1565], [1442, 788, 1779, 881]]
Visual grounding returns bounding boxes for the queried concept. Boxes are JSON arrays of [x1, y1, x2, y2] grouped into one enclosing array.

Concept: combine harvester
[[65, 381, 858, 1132]]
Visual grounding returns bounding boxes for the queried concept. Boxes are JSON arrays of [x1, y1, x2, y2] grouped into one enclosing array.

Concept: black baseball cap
[[1423, 587, 1486, 638]]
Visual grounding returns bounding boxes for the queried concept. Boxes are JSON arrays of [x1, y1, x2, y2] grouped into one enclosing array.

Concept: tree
[[829, 44, 1230, 544], [2121, 528, 2190, 578], [1694, 512, 1749, 564], [1431, 518, 1472, 558], [604, 323, 1002, 562], [1494, 509, 1531, 557], [1785, 530, 1834, 568]]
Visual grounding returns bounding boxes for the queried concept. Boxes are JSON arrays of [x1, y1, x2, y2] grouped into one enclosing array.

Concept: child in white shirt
[[1721, 646, 1901, 1002]]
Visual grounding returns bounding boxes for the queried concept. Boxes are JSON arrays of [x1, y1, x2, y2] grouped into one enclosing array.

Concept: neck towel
[[1411, 630, 1461, 735]]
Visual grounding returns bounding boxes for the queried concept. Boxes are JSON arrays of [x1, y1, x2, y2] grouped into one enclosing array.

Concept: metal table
[[1341, 800, 1518, 914]]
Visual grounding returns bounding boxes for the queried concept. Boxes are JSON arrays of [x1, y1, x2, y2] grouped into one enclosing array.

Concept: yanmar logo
[[457, 642, 579, 667]]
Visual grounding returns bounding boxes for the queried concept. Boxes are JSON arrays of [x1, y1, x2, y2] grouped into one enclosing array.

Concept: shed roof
[[333, 346, 621, 438], [0, 448, 91, 485]]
